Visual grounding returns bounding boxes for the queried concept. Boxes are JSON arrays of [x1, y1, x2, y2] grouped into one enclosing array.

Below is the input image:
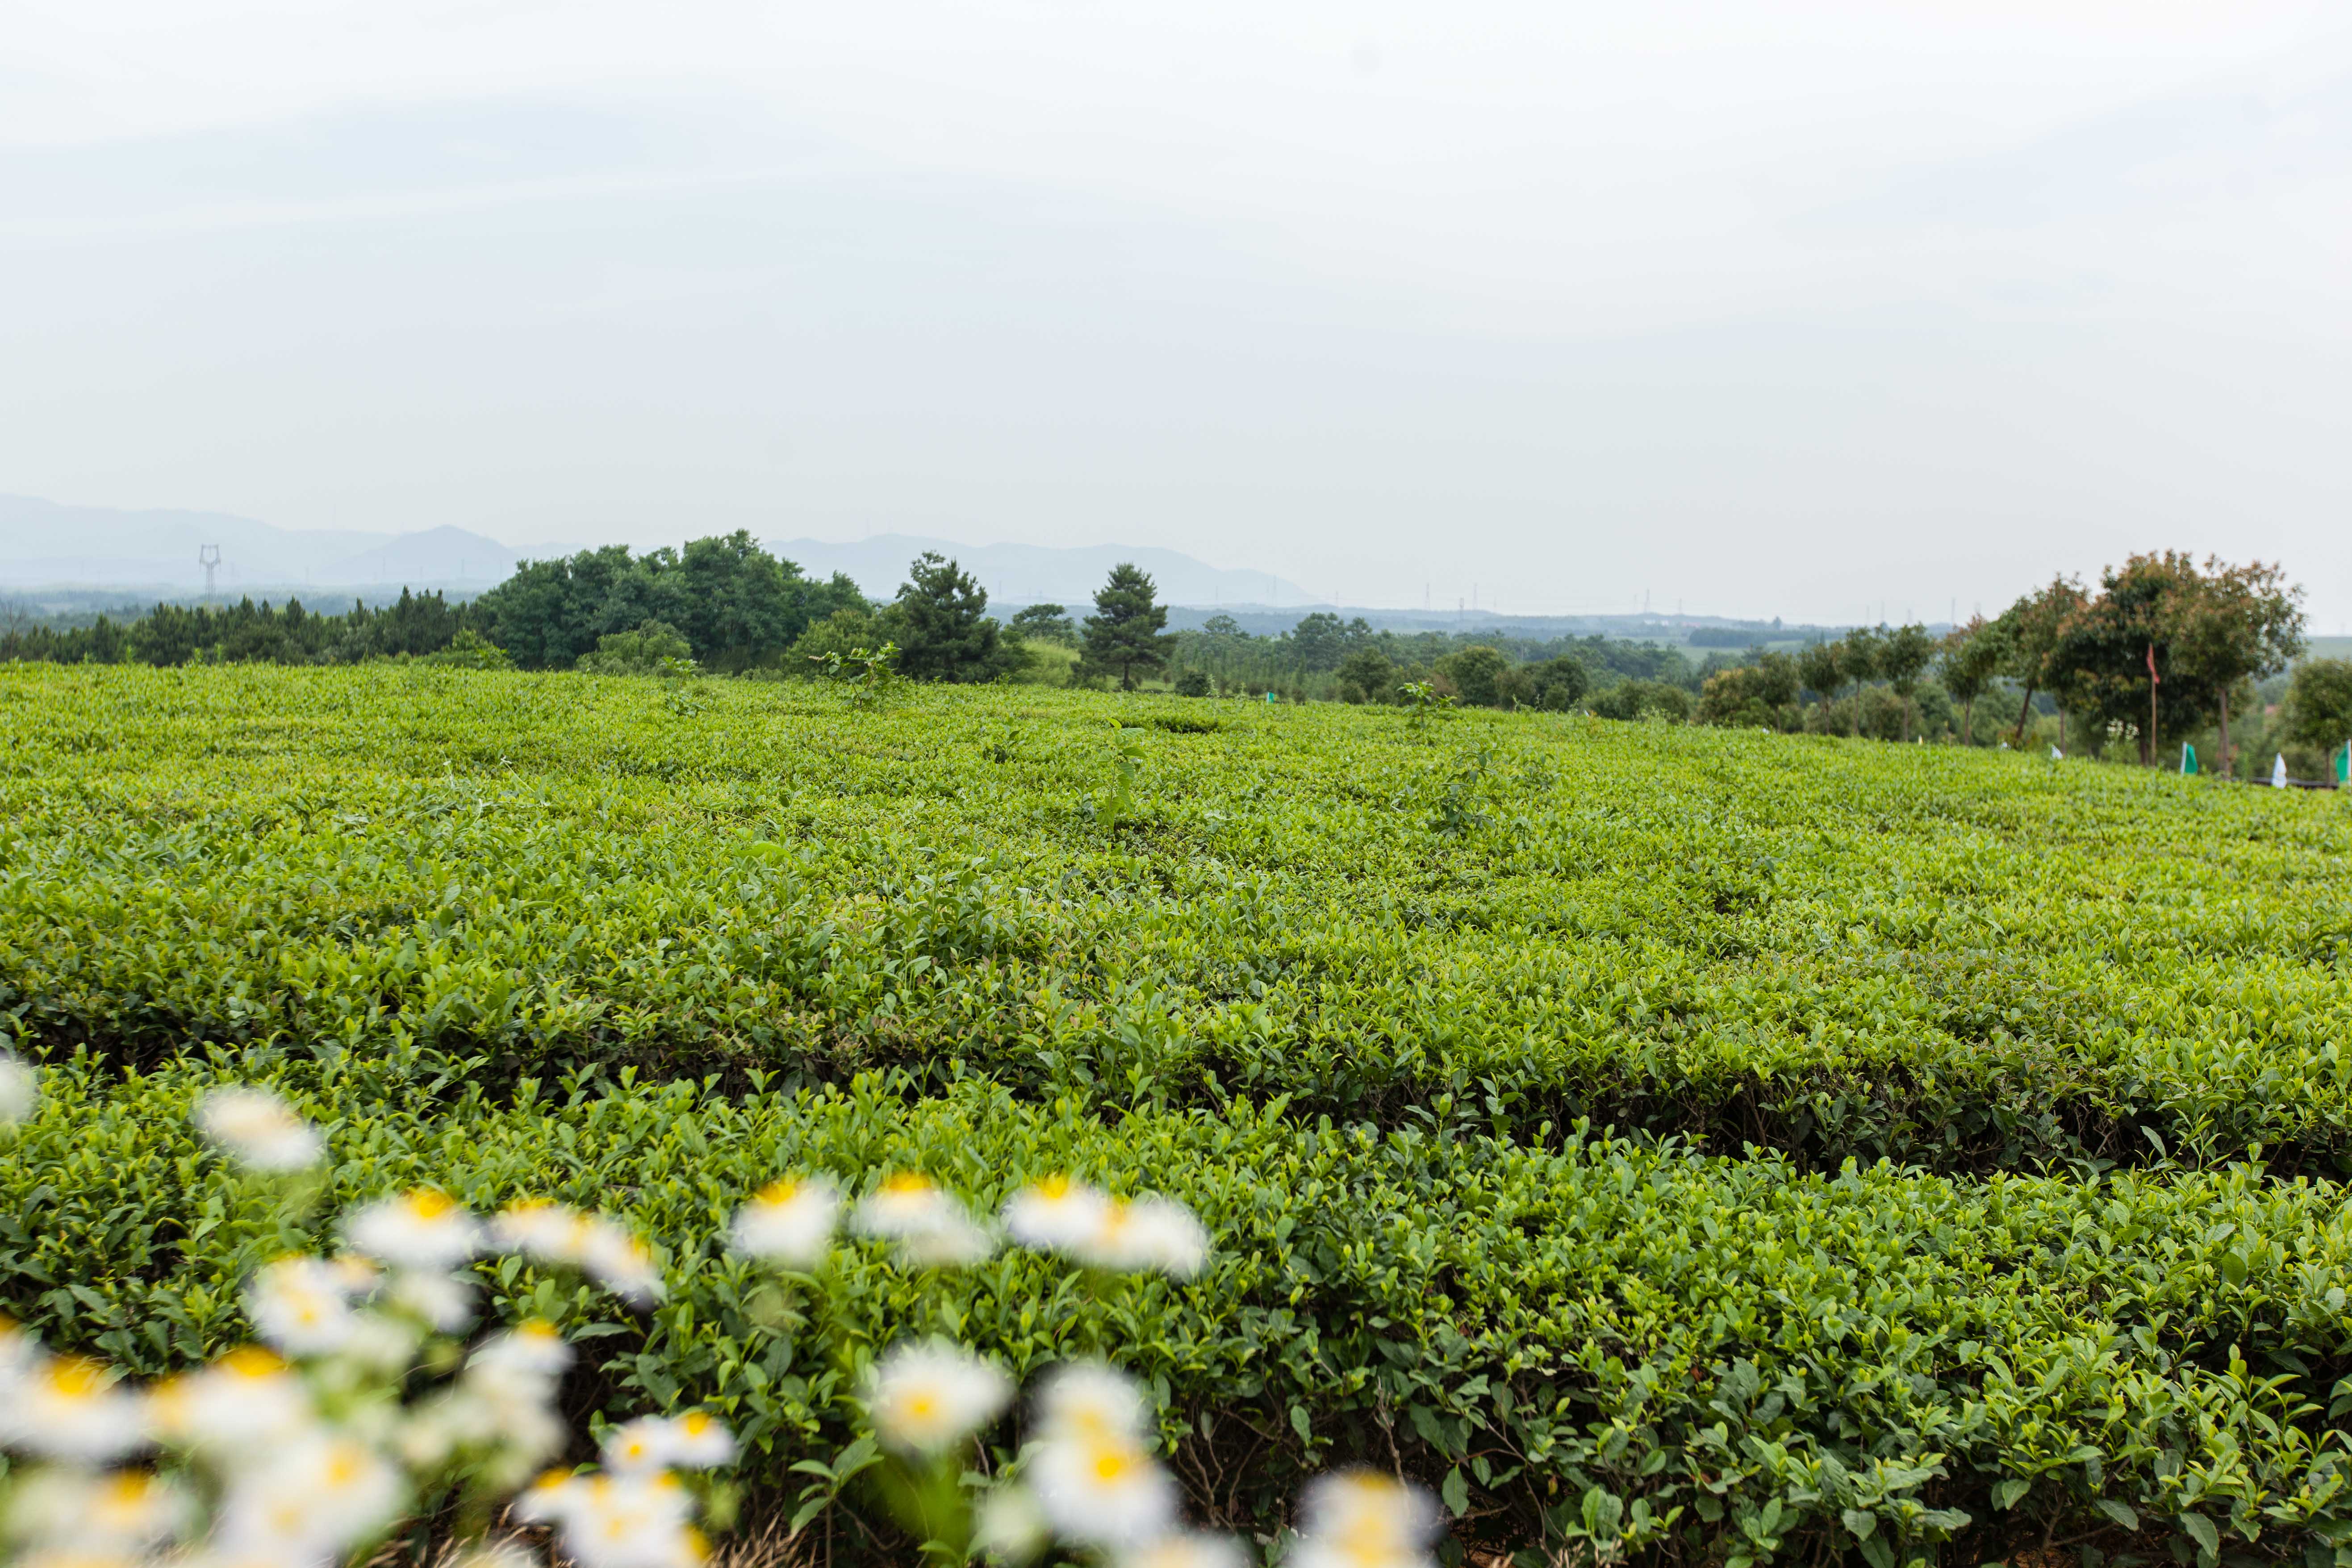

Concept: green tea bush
[[2, 665, 2346, 1174], [7, 1057, 2352, 1566]]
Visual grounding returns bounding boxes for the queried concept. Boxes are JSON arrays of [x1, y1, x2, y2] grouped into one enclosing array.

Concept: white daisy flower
[[0, 1052, 38, 1125], [864, 1339, 1013, 1455], [386, 1269, 477, 1333], [529, 1473, 703, 1568], [245, 1257, 367, 1357], [214, 1434, 403, 1560], [447, 1542, 544, 1568], [1003, 1175, 1114, 1252], [1036, 1361, 1153, 1443], [148, 1345, 313, 1449], [347, 1189, 482, 1271], [664, 1409, 738, 1469], [1287, 1471, 1439, 1568], [729, 1176, 840, 1267], [491, 1204, 663, 1304], [1120, 1534, 1249, 1568], [489, 1200, 585, 1259], [193, 1087, 322, 1171], [852, 1172, 996, 1268], [1072, 1197, 1210, 1279], [472, 1319, 574, 1380], [1028, 1428, 1178, 1547], [973, 1484, 1048, 1563], [0, 1353, 149, 1461], [4, 1468, 196, 1552], [601, 1417, 675, 1474], [581, 1225, 664, 1305]]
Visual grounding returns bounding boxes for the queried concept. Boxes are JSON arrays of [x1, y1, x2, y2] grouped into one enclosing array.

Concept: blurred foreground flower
[[0, 1351, 148, 1462], [490, 1200, 664, 1303], [348, 1188, 484, 1270], [853, 1171, 995, 1267], [0, 1051, 36, 1126], [1027, 1363, 1177, 1547], [729, 1175, 840, 1267], [865, 1339, 1013, 1455], [1288, 1471, 1441, 1568], [1003, 1179, 1208, 1278], [194, 1086, 322, 1171]]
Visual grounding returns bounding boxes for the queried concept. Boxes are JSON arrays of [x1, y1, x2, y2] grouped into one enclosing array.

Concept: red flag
[[2146, 642, 2159, 685]]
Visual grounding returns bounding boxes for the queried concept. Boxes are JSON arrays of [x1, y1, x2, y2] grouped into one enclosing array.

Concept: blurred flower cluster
[[0, 1078, 1438, 1568], [0, 1085, 723, 1568]]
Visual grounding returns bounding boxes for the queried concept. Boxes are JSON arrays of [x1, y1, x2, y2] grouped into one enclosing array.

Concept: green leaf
[[2181, 1513, 2219, 1561], [1289, 1404, 1313, 1444], [1442, 1468, 1470, 1519], [2096, 1500, 2140, 1532], [1842, 1509, 1878, 1540], [1992, 1480, 2030, 1511]]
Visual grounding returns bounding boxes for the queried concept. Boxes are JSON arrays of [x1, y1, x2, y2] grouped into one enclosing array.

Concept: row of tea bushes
[[8, 1056, 2351, 1567], [4, 665, 2349, 1172]]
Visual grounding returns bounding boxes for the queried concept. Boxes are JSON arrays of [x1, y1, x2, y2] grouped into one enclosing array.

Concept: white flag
[[2273, 753, 2289, 788], [2048, 745, 2063, 761]]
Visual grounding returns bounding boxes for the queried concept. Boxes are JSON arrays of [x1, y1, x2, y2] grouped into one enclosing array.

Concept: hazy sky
[[5, 1, 2349, 623]]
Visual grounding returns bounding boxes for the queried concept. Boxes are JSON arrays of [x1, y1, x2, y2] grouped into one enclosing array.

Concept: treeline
[[7, 538, 2345, 779], [1168, 612, 1707, 709], [1694, 552, 2352, 781], [0, 589, 495, 668]]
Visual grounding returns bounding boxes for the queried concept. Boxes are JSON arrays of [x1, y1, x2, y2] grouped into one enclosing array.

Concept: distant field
[[5, 664, 2351, 1561]]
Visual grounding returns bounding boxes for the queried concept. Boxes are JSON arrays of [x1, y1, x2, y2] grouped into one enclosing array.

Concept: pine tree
[[1078, 564, 1172, 690], [892, 552, 1020, 683]]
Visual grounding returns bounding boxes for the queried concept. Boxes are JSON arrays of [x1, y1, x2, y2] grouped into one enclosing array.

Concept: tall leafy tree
[[1937, 618, 2005, 745], [1998, 577, 2089, 746], [1008, 604, 1077, 646], [892, 552, 1021, 683], [1878, 623, 1935, 742], [1838, 626, 1884, 737], [1078, 564, 1172, 690], [2172, 558, 2304, 777], [2284, 659, 2352, 759], [1796, 640, 1843, 712]]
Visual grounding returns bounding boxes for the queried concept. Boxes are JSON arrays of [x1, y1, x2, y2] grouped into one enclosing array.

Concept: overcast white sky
[[5, 1, 2349, 623]]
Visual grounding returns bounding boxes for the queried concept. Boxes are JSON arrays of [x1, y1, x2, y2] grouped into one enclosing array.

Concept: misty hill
[[767, 534, 1312, 609], [0, 495, 529, 591]]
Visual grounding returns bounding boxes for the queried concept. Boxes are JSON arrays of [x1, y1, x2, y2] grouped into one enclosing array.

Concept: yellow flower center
[[221, 1344, 285, 1377], [881, 1171, 934, 1195], [756, 1178, 801, 1204], [49, 1357, 106, 1398], [409, 1188, 456, 1218]]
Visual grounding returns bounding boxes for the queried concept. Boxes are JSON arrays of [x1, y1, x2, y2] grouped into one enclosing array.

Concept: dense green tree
[[1287, 612, 1370, 673], [577, 619, 695, 675], [2172, 557, 2304, 777], [1879, 623, 1935, 742], [1334, 645, 1396, 704], [1436, 644, 1511, 707], [1837, 627, 1884, 737], [1937, 618, 2005, 744], [892, 552, 1022, 683], [2284, 658, 2352, 760], [1517, 655, 1591, 711], [1008, 604, 1077, 645], [1077, 564, 1172, 690], [1998, 577, 2089, 746], [1796, 640, 1842, 709]]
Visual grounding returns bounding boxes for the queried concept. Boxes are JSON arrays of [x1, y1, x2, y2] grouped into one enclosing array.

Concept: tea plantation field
[[5, 663, 2352, 1564]]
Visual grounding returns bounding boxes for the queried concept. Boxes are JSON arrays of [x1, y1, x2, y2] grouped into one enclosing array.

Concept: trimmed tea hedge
[[4, 664, 2348, 1172], [8, 1057, 2352, 1567]]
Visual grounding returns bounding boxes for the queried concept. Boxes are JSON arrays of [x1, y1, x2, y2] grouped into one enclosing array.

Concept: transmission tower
[[198, 544, 221, 604]]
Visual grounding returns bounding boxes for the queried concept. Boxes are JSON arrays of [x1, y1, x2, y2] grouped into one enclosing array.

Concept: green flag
[[2337, 742, 2349, 786], [2180, 741, 2197, 776]]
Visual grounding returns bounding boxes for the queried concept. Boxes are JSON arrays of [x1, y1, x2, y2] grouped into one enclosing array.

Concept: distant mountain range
[[765, 533, 1312, 609], [0, 495, 540, 592]]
